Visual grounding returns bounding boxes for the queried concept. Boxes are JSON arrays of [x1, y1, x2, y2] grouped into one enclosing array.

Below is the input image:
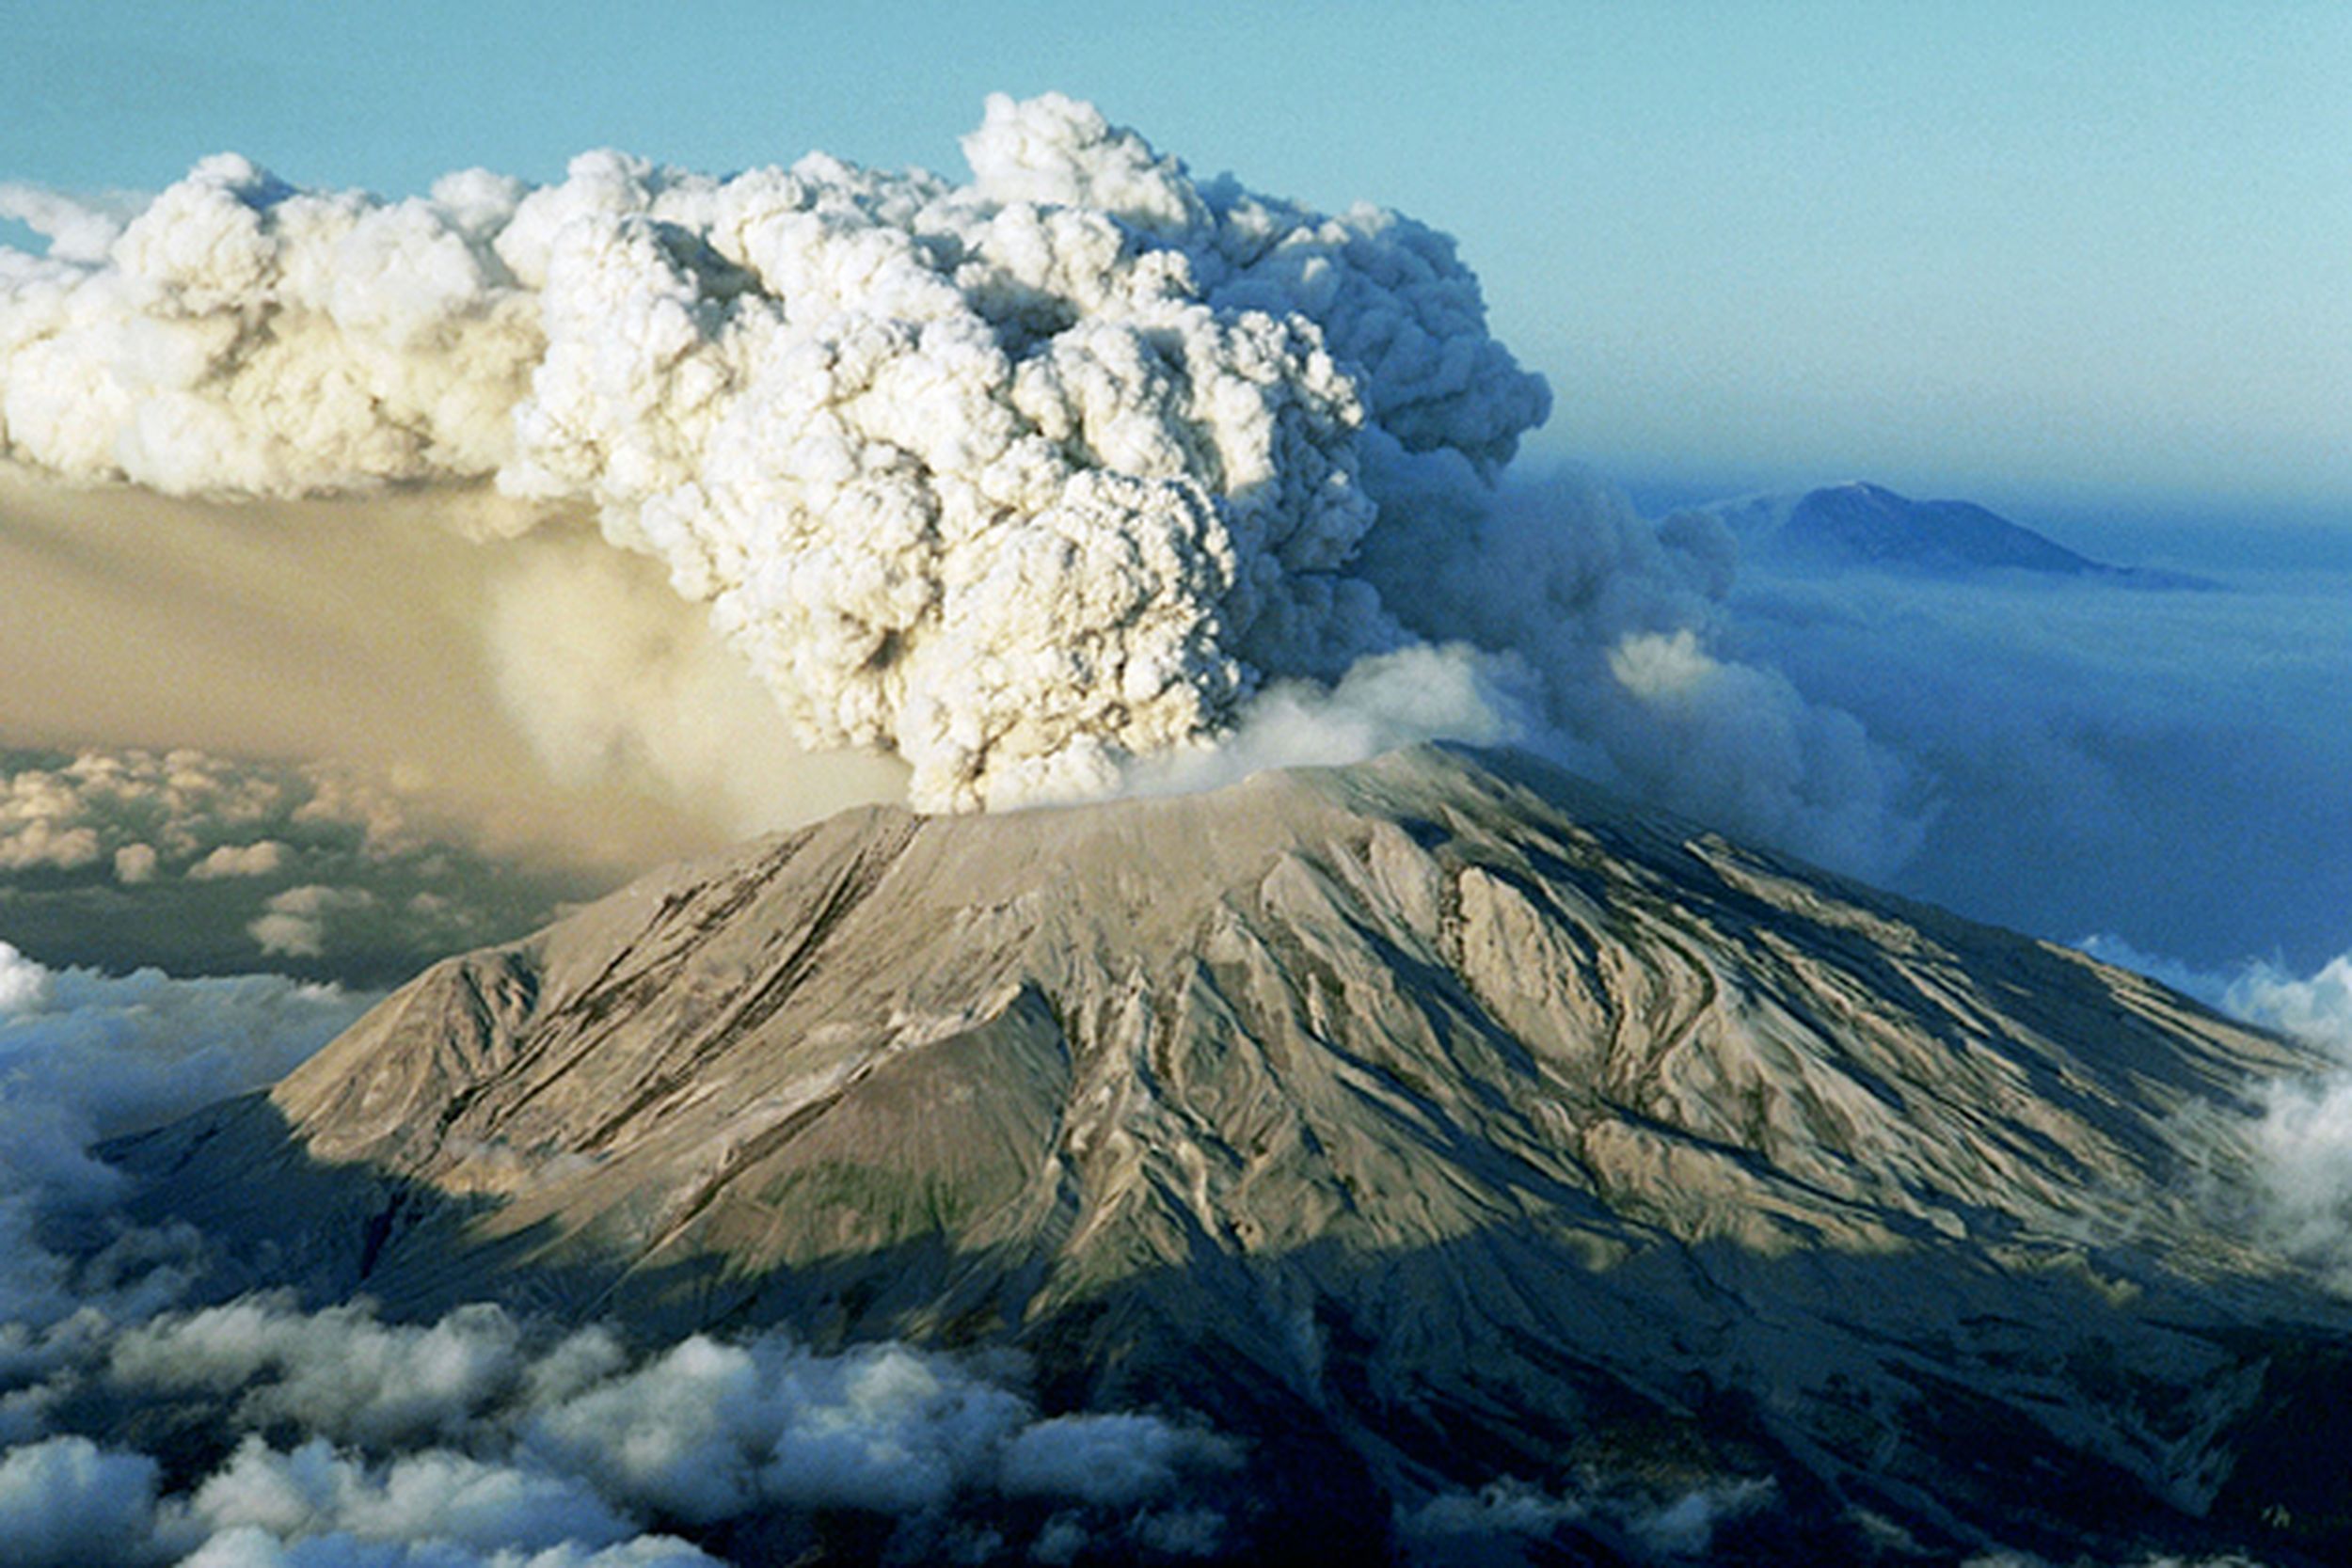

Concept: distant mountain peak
[[1698, 481, 2214, 585]]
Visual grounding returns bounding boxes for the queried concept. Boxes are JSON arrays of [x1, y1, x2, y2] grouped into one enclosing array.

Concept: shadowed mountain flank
[[116, 745, 2352, 1563]]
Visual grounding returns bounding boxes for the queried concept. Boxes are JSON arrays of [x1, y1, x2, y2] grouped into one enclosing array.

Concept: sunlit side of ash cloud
[[1, 93, 1924, 883]]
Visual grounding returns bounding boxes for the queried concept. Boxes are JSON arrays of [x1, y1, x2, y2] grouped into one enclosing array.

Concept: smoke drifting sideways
[[0, 93, 1924, 880], [0, 942, 1256, 1567]]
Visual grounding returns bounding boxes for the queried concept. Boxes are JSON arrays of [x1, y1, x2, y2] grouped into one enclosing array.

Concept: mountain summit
[[1699, 481, 2209, 584], [122, 745, 2349, 1563]]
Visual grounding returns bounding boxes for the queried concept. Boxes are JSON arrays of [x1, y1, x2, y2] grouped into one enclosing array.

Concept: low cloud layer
[[1780, 527, 2352, 1292], [0, 746, 608, 984], [1726, 554, 2352, 974], [0, 940, 368, 1327], [6, 1307, 1243, 1566]]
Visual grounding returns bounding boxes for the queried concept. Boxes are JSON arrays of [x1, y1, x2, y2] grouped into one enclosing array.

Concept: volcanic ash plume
[[0, 94, 1549, 812]]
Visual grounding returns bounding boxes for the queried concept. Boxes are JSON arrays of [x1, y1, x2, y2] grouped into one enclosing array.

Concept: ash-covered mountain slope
[[120, 745, 2352, 1563]]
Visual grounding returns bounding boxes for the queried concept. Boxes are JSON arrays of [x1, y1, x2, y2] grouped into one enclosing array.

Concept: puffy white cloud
[[1, 1234, 1251, 1563], [1398, 1478, 1584, 1567], [0, 1430, 722, 1568], [176, 1437, 635, 1555], [2223, 957, 2352, 1288], [6, 1278, 1256, 1564], [191, 841, 293, 880], [515, 1329, 1244, 1550], [45, 1314, 1250, 1562], [2244, 1072, 2352, 1284], [0, 768, 104, 870], [0, 942, 46, 1013], [997, 1412, 1236, 1507], [0, 747, 392, 881], [0, 1434, 160, 1566], [173, 1527, 723, 1568], [1629, 1478, 1776, 1558], [0, 153, 540, 494], [2227, 955, 2352, 1055], [524, 1333, 1025, 1521], [1606, 627, 1718, 702], [113, 1299, 527, 1448], [249, 886, 377, 959], [0, 941, 367, 1324], [0, 942, 362, 1160], [0, 182, 134, 264]]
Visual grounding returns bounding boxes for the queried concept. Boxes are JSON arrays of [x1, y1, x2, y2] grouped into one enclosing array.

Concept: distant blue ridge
[[1698, 481, 2219, 588]]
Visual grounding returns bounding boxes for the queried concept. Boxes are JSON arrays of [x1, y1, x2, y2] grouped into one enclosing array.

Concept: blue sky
[[3, 0, 2345, 521]]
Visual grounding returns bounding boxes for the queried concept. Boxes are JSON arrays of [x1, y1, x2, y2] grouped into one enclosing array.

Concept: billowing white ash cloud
[[0, 93, 1549, 816]]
